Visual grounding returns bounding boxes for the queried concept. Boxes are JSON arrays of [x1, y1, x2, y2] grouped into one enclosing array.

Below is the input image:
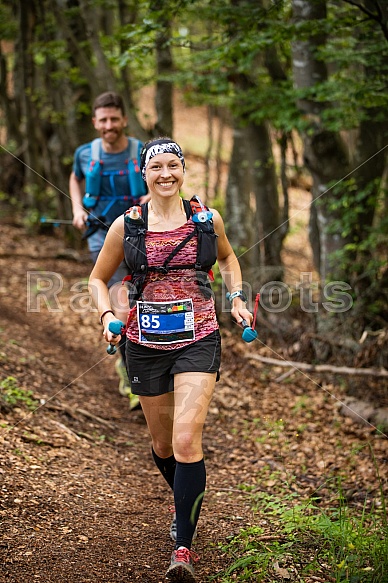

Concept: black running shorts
[[125, 330, 221, 396]]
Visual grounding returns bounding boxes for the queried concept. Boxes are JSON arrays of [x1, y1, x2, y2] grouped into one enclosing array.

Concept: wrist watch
[[227, 290, 248, 303]]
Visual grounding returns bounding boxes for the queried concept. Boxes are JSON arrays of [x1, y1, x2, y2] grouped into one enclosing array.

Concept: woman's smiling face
[[145, 153, 184, 197]]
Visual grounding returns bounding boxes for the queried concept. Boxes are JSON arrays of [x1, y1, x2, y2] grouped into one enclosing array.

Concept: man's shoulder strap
[[128, 137, 142, 160], [90, 137, 140, 161], [90, 138, 102, 160]]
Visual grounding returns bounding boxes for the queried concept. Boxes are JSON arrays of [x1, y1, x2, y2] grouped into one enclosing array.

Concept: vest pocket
[[196, 229, 218, 270]]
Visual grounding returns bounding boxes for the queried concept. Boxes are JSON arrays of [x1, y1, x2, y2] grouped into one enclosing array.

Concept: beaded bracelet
[[100, 310, 115, 325]]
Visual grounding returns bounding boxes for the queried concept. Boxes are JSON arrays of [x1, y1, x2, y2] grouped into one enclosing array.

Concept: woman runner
[[89, 137, 253, 582]]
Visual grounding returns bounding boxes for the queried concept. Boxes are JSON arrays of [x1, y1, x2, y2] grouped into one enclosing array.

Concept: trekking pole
[[40, 217, 74, 226], [106, 320, 125, 355]]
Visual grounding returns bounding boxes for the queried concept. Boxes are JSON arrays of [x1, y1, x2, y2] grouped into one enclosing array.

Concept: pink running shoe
[[166, 547, 199, 582]]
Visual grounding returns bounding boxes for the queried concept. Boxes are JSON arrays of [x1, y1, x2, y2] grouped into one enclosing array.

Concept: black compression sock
[[174, 459, 206, 550], [151, 448, 176, 491]]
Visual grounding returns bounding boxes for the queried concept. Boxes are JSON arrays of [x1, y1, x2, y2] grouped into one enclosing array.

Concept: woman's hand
[[230, 299, 253, 328], [101, 312, 122, 345]]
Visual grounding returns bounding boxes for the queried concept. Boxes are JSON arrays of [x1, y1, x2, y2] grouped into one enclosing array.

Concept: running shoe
[[165, 547, 199, 582]]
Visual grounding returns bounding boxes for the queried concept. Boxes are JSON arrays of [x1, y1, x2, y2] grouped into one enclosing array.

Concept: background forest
[[0, 3, 388, 581], [0, 0, 387, 367]]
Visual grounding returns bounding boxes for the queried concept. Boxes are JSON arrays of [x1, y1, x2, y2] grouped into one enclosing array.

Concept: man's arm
[[69, 171, 88, 230]]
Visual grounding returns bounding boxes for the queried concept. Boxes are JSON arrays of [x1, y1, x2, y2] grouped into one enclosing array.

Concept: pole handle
[[106, 320, 125, 355], [241, 319, 258, 343]]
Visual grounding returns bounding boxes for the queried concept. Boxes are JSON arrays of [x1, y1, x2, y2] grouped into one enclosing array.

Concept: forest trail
[[0, 220, 387, 583], [0, 83, 386, 578]]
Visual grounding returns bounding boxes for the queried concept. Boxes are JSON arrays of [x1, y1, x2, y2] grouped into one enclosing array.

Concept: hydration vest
[[82, 137, 147, 211], [123, 196, 218, 306]]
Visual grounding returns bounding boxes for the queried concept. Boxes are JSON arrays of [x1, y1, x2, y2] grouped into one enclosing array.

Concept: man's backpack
[[82, 137, 147, 211]]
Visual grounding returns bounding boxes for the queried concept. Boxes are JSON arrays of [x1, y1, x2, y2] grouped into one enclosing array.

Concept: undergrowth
[[213, 473, 388, 583], [0, 376, 39, 411]]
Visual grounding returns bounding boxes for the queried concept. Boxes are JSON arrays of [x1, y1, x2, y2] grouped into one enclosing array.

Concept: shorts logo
[[132, 376, 140, 383]]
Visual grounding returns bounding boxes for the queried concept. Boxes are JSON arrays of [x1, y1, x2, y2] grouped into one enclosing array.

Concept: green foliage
[[324, 179, 378, 240], [0, 376, 39, 411], [166, 0, 294, 118], [217, 486, 388, 582], [0, 2, 17, 39], [153, 0, 388, 135], [320, 177, 388, 318]]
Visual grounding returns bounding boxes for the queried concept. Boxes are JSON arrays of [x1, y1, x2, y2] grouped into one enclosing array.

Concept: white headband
[[140, 140, 185, 180]]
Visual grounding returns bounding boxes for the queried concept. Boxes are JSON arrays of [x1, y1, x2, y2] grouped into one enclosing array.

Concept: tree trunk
[[153, 1, 173, 137], [213, 107, 227, 201], [117, 0, 148, 141], [225, 115, 283, 284], [249, 121, 284, 282], [17, 0, 46, 209], [292, 0, 351, 283], [205, 105, 214, 202], [78, 0, 117, 91], [0, 44, 22, 145], [225, 122, 259, 279]]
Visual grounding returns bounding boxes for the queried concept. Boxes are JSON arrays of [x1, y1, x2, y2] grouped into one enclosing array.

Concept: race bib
[[137, 299, 195, 344]]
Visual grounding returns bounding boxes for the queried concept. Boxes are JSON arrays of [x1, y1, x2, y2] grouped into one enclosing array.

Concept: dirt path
[[0, 222, 387, 583]]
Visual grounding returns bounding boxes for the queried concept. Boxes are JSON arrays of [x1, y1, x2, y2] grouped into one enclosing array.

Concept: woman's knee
[[152, 439, 173, 459], [173, 431, 202, 462]]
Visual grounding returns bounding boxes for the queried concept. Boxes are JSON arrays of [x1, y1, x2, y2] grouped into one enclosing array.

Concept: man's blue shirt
[[73, 139, 143, 252]]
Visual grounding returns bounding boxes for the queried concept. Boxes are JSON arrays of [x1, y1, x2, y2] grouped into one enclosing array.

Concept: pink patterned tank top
[[126, 218, 219, 349]]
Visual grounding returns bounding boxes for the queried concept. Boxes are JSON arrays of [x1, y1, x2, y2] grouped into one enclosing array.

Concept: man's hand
[[72, 209, 88, 230], [139, 193, 151, 204], [69, 171, 88, 230]]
